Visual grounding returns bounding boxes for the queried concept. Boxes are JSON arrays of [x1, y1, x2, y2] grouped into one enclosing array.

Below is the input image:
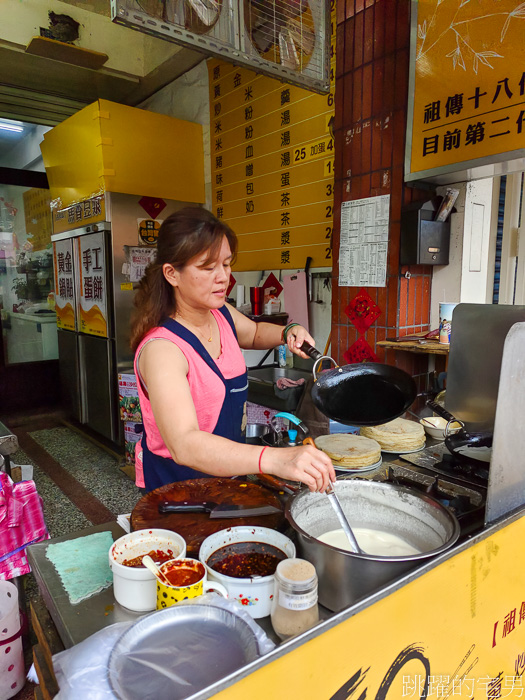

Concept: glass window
[[0, 185, 58, 364]]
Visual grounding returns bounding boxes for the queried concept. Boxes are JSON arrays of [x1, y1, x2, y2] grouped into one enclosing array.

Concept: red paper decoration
[[262, 272, 283, 298], [343, 338, 378, 364], [227, 274, 236, 297], [138, 196, 166, 219], [345, 289, 382, 335]]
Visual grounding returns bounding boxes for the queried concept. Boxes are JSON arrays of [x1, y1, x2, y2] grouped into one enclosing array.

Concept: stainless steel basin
[[247, 367, 311, 384], [247, 367, 310, 411]]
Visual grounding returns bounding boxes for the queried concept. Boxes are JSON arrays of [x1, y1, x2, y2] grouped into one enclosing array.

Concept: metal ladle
[[303, 438, 363, 554]]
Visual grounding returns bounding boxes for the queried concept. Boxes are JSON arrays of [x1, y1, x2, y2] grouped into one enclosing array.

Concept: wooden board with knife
[[131, 478, 285, 556]]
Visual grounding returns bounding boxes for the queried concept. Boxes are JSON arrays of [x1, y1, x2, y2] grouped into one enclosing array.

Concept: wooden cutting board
[[131, 478, 285, 556]]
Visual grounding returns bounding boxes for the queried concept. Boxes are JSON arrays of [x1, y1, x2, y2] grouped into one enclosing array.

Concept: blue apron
[[142, 306, 248, 493]]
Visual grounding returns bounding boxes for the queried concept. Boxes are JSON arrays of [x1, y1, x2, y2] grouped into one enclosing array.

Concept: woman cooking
[[130, 208, 335, 494]]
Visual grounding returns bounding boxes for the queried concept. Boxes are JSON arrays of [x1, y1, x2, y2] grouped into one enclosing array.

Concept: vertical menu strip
[[209, 5, 336, 271]]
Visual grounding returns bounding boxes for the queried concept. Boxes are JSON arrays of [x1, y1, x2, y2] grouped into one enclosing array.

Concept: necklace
[[176, 312, 213, 342]]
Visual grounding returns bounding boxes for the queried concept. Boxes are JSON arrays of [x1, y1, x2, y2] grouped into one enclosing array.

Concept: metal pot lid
[[108, 604, 261, 700]]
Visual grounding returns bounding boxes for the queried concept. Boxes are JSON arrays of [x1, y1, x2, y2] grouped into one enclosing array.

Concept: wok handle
[[300, 340, 323, 361], [300, 341, 340, 381], [426, 400, 458, 424]]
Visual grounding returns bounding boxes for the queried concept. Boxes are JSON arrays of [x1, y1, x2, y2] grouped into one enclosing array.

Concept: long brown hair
[[130, 207, 237, 351]]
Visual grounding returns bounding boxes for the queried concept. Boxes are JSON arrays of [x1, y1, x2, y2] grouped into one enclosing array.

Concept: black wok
[[300, 341, 417, 426], [426, 400, 492, 468]]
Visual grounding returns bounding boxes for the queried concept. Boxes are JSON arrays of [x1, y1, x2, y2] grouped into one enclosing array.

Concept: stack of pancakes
[[314, 434, 381, 469], [360, 417, 425, 452]]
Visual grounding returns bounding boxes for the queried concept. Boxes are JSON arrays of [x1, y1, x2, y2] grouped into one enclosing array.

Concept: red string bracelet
[[258, 446, 268, 474]]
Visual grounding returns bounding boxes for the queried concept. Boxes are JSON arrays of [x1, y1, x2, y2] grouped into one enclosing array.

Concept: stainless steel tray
[[108, 604, 261, 700]]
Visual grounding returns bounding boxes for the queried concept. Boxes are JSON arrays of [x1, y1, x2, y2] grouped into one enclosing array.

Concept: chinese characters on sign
[[420, 76, 525, 158], [138, 218, 161, 246], [208, 4, 336, 271], [52, 195, 105, 235], [401, 673, 523, 698], [53, 239, 76, 331], [77, 232, 108, 337], [492, 597, 525, 649], [126, 246, 157, 283], [339, 196, 390, 287], [408, 0, 525, 180]]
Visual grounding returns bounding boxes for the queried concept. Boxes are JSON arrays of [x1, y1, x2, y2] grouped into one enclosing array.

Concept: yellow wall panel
[[41, 100, 205, 208]]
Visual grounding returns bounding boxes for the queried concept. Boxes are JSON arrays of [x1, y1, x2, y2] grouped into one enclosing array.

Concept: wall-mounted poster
[[339, 195, 390, 288]]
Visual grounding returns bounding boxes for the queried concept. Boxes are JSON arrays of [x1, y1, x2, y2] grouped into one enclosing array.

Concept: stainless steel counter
[[26, 522, 143, 649], [23, 453, 416, 652], [26, 519, 332, 650]]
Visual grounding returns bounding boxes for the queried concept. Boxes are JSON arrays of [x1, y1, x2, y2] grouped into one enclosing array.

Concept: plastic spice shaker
[[270, 558, 319, 640]]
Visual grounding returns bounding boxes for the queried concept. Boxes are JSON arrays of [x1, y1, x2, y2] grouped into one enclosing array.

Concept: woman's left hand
[[286, 325, 316, 360]]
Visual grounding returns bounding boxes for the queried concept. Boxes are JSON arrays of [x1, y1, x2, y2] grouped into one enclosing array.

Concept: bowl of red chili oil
[[198, 526, 295, 619]]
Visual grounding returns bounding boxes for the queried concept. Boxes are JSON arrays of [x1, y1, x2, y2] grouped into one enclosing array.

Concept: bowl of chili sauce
[[199, 526, 295, 618]]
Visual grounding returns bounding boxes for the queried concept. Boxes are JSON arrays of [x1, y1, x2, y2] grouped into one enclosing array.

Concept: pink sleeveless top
[[134, 308, 246, 486]]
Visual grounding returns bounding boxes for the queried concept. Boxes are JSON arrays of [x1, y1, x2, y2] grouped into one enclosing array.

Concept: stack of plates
[[360, 418, 426, 453], [314, 434, 382, 472]]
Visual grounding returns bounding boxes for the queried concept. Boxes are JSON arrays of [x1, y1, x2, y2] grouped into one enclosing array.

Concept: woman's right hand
[[262, 444, 336, 493]]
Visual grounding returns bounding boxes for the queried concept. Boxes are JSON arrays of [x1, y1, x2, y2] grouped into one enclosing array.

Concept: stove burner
[[387, 462, 486, 540], [433, 452, 489, 483]]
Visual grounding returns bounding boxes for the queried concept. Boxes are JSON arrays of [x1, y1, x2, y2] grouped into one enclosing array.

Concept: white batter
[[455, 445, 492, 463], [317, 527, 421, 556]]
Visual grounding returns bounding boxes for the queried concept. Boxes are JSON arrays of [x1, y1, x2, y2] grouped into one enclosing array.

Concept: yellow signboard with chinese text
[[209, 5, 336, 271], [52, 195, 106, 235], [213, 512, 525, 700], [407, 0, 525, 182]]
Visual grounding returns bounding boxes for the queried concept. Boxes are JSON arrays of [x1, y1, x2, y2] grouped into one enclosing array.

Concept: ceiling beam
[[0, 166, 49, 188]]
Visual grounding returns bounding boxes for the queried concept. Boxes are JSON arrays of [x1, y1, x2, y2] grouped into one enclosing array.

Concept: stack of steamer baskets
[[360, 417, 426, 453]]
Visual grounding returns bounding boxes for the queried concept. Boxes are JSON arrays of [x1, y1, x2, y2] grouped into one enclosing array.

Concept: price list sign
[[208, 6, 336, 271]]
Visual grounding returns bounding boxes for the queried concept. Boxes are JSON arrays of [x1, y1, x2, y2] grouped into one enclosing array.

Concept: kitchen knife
[[158, 500, 282, 519]]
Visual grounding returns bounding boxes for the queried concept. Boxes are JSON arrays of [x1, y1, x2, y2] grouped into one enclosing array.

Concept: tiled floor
[[3, 412, 138, 700]]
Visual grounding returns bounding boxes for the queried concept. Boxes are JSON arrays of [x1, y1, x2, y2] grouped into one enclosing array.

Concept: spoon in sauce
[[303, 437, 363, 555], [142, 555, 172, 585]]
